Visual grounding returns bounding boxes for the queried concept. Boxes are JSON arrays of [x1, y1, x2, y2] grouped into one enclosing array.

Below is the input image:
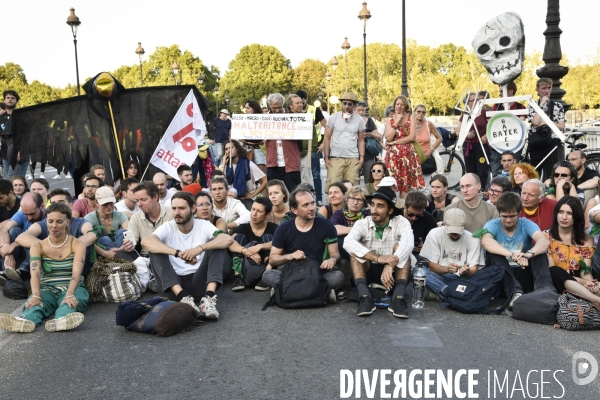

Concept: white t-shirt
[[115, 200, 140, 214], [158, 190, 173, 208], [276, 140, 285, 166], [419, 226, 485, 268], [153, 219, 218, 275]]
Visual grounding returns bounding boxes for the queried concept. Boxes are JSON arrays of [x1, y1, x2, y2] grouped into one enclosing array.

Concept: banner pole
[[107, 100, 126, 179]]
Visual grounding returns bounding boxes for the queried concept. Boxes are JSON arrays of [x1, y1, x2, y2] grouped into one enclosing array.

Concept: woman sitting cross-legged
[[229, 197, 278, 292], [545, 196, 600, 303], [330, 186, 370, 261], [0, 202, 88, 332]]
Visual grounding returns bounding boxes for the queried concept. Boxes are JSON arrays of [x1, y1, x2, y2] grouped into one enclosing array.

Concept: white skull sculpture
[[472, 12, 525, 85]]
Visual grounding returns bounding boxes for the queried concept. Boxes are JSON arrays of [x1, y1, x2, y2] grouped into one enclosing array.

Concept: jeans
[[489, 150, 502, 179], [311, 151, 323, 202], [300, 155, 313, 187], [487, 253, 554, 295], [424, 268, 456, 296], [97, 229, 126, 250], [0, 227, 30, 272], [2, 159, 29, 180], [149, 249, 233, 302], [213, 143, 225, 167], [22, 286, 89, 326]]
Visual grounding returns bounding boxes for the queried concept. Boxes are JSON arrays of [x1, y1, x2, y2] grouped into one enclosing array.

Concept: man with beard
[[72, 175, 101, 218], [0, 179, 20, 229], [170, 165, 194, 192], [566, 150, 600, 190], [152, 172, 174, 207], [142, 192, 233, 319], [265, 93, 301, 193], [0, 192, 46, 282], [210, 177, 250, 231], [518, 179, 556, 231], [343, 187, 414, 317], [323, 92, 365, 188], [0, 90, 28, 179], [221, 140, 266, 201], [419, 208, 485, 300], [264, 187, 344, 302], [129, 182, 173, 257], [481, 192, 553, 310]]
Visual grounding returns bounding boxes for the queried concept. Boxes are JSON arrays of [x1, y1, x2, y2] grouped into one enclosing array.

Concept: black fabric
[[0, 197, 20, 223], [511, 289, 559, 325], [234, 222, 278, 243], [13, 84, 208, 186], [421, 156, 437, 175], [399, 209, 437, 252], [242, 241, 267, 288], [2, 280, 31, 300], [272, 217, 337, 265], [268, 258, 328, 309], [425, 193, 455, 215], [214, 118, 231, 143], [580, 167, 599, 183]]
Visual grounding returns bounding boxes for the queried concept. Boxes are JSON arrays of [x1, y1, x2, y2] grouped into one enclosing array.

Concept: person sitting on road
[[495, 151, 516, 178], [221, 139, 267, 202], [509, 163, 539, 196], [229, 197, 278, 292], [518, 179, 557, 231], [481, 192, 553, 311], [265, 179, 289, 225], [0, 178, 21, 230], [115, 177, 140, 219], [0, 203, 88, 333], [194, 192, 227, 232], [545, 196, 600, 303], [318, 182, 347, 219], [445, 173, 499, 234], [399, 191, 437, 256], [363, 161, 391, 196], [170, 164, 194, 192], [153, 172, 174, 208], [331, 186, 371, 262], [0, 192, 46, 282], [264, 187, 344, 303], [210, 177, 250, 232], [30, 178, 50, 207], [425, 175, 458, 225], [545, 161, 584, 203], [141, 192, 234, 320], [419, 208, 485, 300], [485, 176, 513, 206], [72, 175, 101, 217], [343, 187, 413, 317]]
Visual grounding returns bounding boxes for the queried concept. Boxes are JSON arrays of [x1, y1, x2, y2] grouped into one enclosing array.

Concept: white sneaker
[[65, 173, 72, 179], [200, 295, 219, 320], [0, 314, 35, 333], [39, 174, 45, 179], [25, 174, 32, 181], [52, 174, 61, 180], [180, 295, 201, 313], [45, 312, 84, 332]]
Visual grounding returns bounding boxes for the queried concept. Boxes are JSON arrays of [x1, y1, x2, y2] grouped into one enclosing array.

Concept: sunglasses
[[554, 173, 570, 178], [406, 210, 423, 219], [342, 101, 354, 106], [371, 169, 384, 173]]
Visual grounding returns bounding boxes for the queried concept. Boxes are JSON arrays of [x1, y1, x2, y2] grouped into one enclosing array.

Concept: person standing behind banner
[[527, 78, 565, 180], [241, 100, 267, 179], [214, 109, 231, 167], [313, 102, 330, 207], [450, 92, 490, 190], [288, 94, 314, 188], [384, 95, 424, 199], [265, 93, 301, 193]]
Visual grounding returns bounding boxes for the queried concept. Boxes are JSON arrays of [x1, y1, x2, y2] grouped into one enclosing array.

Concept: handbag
[[421, 157, 437, 175], [86, 257, 143, 303], [555, 291, 600, 330], [365, 137, 382, 158], [411, 141, 427, 164]]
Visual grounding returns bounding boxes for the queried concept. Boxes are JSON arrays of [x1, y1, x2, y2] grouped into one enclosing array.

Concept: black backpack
[[263, 258, 329, 309]]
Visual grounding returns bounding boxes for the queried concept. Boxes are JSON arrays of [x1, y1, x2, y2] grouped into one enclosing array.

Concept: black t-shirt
[[272, 217, 337, 264], [580, 167, 599, 183], [234, 222, 278, 243], [315, 108, 325, 125], [0, 197, 20, 223], [399, 208, 437, 252]]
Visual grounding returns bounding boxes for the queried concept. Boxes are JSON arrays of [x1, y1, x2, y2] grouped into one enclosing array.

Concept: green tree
[[292, 59, 328, 102], [219, 44, 292, 110]]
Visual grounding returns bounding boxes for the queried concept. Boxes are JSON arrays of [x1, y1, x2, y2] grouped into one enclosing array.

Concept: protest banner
[[230, 113, 314, 140], [486, 113, 526, 154], [148, 89, 206, 181]]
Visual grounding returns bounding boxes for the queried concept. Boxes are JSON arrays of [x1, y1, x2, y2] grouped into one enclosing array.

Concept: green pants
[[22, 286, 89, 326]]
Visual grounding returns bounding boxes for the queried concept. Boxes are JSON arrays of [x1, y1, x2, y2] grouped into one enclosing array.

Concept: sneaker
[[0, 314, 35, 333], [4, 267, 23, 282], [0, 272, 7, 287], [357, 295, 376, 316], [254, 280, 269, 291], [200, 295, 219, 320], [147, 278, 158, 293], [52, 174, 61, 180], [39, 173, 45, 179], [45, 312, 84, 332], [25, 174, 32, 181], [328, 289, 337, 304], [507, 292, 522, 312], [65, 173, 72, 179], [388, 297, 409, 318], [232, 276, 245, 291], [179, 295, 201, 313]]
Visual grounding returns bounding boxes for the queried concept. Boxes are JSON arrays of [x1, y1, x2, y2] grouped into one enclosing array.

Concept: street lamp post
[[401, 0, 408, 97], [198, 74, 205, 88], [358, 2, 371, 117], [66, 8, 82, 96], [341, 37, 351, 92], [171, 61, 181, 85], [332, 57, 339, 113], [135, 42, 145, 87], [325, 72, 331, 114], [225, 94, 230, 114]]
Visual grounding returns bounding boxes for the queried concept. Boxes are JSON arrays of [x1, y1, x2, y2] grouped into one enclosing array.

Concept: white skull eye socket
[[477, 44, 490, 55], [499, 36, 511, 47]]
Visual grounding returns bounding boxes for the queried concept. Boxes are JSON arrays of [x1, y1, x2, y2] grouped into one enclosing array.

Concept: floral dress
[[544, 231, 594, 277], [384, 117, 424, 192]]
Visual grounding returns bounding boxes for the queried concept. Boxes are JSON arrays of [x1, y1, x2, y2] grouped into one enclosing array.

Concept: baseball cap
[[377, 176, 397, 187], [95, 186, 116, 205], [444, 208, 466, 235]]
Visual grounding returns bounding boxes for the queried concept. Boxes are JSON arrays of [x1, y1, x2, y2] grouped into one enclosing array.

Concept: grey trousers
[[149, 249, 233, 302], [262, 268, 344, 291]]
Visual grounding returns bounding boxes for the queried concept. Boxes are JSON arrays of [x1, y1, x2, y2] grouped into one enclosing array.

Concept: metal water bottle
[[412, 263, 426, 309]]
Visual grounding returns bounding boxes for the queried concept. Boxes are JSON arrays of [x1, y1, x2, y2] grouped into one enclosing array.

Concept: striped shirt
[[32, 238, 84, 295]]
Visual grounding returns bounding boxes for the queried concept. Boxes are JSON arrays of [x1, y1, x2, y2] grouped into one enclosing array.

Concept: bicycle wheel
[[585, 156, 600, 173], [438, 150, 465, 188]]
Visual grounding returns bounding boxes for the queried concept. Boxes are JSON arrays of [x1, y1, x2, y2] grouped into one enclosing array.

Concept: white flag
[[150, 89, 206, 181]]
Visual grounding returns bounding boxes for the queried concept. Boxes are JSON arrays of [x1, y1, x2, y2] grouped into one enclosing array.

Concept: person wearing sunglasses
[[322, 92, 365, 190], [364, 162, 390, 196], [330, 186, 370, 262], [545, 161, 584, 203], [413, 104, 442, 196], [384, 95, 424, 201], [398, 191, 437, 256]]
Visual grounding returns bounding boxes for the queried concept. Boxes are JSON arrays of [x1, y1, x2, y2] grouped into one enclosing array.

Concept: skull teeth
[[488, 58, 521, 76]]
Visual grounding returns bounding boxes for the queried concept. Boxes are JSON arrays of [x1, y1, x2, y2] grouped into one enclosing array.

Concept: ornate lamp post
[[358, 2, 371, 116], [341, 37, 351, 92], [331, 57, 339, 112], [401, 0, 408, 97], [66, 8, 82, 95], [197, 74, 205, 89], [135, 42, 145, 87], [171, 61, 181, 85]]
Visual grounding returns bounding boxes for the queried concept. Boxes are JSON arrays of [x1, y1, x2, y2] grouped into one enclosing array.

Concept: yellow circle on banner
[[479, 157, 485, 163]]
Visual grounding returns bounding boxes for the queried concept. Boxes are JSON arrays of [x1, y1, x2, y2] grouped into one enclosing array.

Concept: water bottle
[[412, 263, 426, 309]]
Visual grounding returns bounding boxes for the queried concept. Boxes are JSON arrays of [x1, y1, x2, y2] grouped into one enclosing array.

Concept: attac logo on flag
[[150, 89, 206, 181]]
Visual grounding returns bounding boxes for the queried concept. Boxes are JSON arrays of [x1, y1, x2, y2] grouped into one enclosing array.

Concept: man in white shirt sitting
[[210, 176, 250, 231], [115, 178, 140, 219], [142, 192, 233, 319], [152, 172, 174, 208]]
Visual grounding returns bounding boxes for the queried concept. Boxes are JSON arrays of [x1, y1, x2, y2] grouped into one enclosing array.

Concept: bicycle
[[435, 126, 466, 189]]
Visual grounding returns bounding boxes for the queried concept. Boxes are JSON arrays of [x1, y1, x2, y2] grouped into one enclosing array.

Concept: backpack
[[116, 296, 202, 337], [437, 126, 455, 148], [555, 291, 600, 331], [440, 263, 511, 314], [365, 137, 383, 158], [263, 258, 329, 309]]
